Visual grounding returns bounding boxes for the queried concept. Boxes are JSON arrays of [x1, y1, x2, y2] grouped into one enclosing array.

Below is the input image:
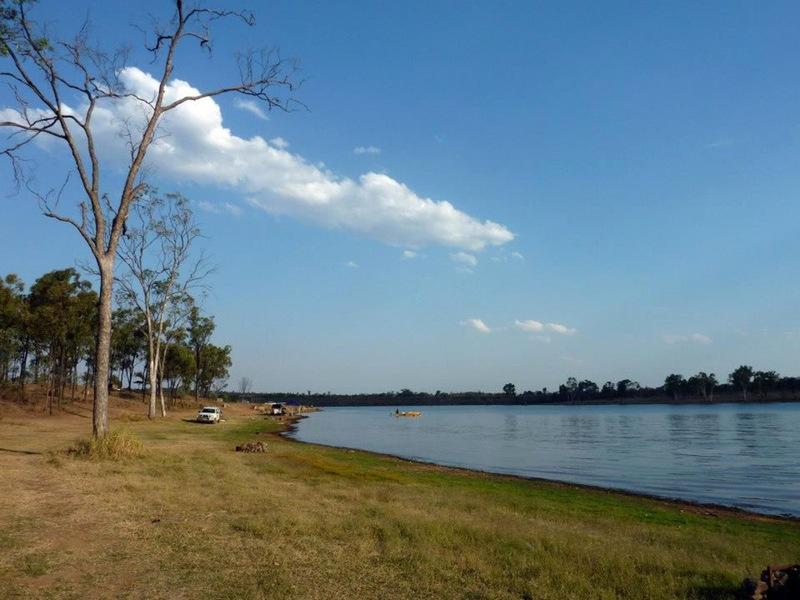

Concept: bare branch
[[30, 174, 98, 255]]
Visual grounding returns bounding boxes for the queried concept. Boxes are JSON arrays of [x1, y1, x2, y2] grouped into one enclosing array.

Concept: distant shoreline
[[263, 396, 800, 408]]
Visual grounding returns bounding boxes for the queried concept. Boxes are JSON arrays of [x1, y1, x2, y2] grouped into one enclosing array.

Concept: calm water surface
[[288, 403, 800, 516]]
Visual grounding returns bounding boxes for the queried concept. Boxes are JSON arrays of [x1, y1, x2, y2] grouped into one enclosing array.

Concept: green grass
[[0, 409, 798, 599], [18, 553, 50, 577]]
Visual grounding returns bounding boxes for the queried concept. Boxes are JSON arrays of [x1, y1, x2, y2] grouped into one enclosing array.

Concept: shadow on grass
[[0, 447, 41, 455], [60, 407, 93, 418]]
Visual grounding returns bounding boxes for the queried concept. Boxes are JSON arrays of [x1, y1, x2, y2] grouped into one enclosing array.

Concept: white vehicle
[[196, 406, 222, 423]]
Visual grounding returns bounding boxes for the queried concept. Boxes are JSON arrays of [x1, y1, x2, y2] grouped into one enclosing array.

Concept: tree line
[[238, 368, 800, 407], [0, 268, 231, 414], [542, 368, 797, 403]]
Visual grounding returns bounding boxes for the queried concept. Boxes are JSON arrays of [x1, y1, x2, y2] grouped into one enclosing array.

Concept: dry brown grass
[[0, 399, 798, 599]]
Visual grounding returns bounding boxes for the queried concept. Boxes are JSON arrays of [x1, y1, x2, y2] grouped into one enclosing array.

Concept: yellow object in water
[[393, 411, 422, 417]]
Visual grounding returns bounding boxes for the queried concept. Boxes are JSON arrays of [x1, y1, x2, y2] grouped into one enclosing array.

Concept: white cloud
[[344, 260, 358, 268], [515, 319, 544, 333], [402, 250, 417, 259], [690, 333, 712, 344], [461, 318, 491, 334], [515, 320, 576, 336], [663, 333, 712, 345], [490, 250, 525, 263], [4, 67, 513, 252], [451, 251, 478, 267], [546, 322, 577, 336], [234, 98, 269, 121], [197, 200, 242, 216], [353, 145, 381, 155], [269, 137, 289, 149]]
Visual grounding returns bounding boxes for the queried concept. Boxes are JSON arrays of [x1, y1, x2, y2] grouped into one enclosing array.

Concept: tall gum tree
[[0, 0, 298, 436], [117, 191, 209, 420]]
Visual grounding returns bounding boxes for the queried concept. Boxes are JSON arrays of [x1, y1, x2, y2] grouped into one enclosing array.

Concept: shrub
[[67, 429, 145, 461]]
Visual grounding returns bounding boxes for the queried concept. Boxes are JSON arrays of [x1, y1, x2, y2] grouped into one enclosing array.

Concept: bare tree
[[117, 191, 209, 420], [237, 376, 252, 396], [0, 1, 298, 436]]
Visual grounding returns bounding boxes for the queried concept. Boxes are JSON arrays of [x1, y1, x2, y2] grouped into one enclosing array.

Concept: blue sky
[[2, 1, 800, 393]]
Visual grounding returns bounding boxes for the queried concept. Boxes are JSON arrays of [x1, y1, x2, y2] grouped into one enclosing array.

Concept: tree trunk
[[58, 345, 67, 410], [83, 363, 90, 402], [158, 346, 168, 417], [141, 362, 147, 402], [18, 340, 28, 399], [158, 383, 167, 417], [148, 354, 158, 419], [93, 260, 113, 437], [194, 354, 200, 402], [70, 360, 77, 402]]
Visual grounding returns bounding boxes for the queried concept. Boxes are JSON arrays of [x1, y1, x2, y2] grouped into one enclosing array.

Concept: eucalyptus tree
[[162, 337, 195, 403], [156, 304, 195, 415], [577, 380, 598, 398], [117, 191, 209, 419], [728, 365, 754, 402], [188, 305, 214, 401], [753, 370, 779, 400], [238, 376, 253, 396], [27, 268, 96, 413], [0, 274, 26, 386], [663, 374, 685, 401], [562, 377, 578, 403], [687, 372, 717, 401], [111, 308, 145, 391], [601, 381, 616, 398], [197, 343, 231, 398], [0, 1, 298, 435]]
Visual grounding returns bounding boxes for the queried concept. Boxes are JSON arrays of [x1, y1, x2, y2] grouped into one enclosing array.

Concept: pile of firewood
[[235, 441, 267, 453], [740, 564, 799, 599]]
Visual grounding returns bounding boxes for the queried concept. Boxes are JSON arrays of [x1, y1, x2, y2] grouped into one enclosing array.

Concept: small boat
[[393, 410, 422, 417]]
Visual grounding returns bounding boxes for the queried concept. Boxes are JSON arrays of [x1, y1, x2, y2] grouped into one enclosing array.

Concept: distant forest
[[1, 267, 231, 414], [235, 369, 800, 407]]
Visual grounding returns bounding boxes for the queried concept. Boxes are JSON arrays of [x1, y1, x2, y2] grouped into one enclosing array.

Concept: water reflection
[[503, 414, 518, 441], [734, 412, 778, 458]]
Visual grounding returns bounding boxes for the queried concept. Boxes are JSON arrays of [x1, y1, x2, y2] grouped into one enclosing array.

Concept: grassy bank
[[1, 401, 798, 599]]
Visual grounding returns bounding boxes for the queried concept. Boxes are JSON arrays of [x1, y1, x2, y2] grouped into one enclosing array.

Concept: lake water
[[287, 403, 800, 517]]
